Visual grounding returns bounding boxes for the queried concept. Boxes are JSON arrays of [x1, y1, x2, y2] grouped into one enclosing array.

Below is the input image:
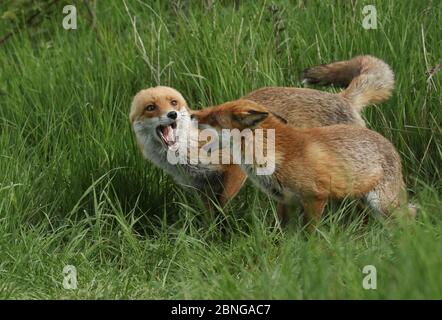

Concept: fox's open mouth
[[156, 122, 178, 149]]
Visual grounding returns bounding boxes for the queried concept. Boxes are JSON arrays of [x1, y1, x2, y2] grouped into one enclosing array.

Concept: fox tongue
[[161, 125, 175, 145]]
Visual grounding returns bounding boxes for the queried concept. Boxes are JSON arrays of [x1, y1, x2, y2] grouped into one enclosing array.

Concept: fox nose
[[167, 111, 177, 120]]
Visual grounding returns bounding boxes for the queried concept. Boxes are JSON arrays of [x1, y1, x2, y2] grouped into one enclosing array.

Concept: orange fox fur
[[131, 55, 395, 208], [192, 100, 416, 228]]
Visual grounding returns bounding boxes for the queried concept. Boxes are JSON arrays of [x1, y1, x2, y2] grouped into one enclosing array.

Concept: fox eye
[[170, 100, 178, 106], [145, 104, 156, 111]]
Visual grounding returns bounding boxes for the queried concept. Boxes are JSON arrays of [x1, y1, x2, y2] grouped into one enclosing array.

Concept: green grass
[[0, 0, 441, 299]]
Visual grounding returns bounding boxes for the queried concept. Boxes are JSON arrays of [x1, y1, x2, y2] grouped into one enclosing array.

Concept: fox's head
[[192, 99, 281, 176], [130, 86, 191, 150], [191, 99, 286, 131]]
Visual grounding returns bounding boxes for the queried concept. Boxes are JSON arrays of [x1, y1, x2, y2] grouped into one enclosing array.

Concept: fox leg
[[302, 197, 327, 230], [218, 165, 247, 207], [202, 196, 216, 218], [276, 203, 290, 227]]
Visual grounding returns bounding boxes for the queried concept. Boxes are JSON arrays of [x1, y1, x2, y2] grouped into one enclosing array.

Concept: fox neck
[[243, 115, 305, 164], [237, 117, 305, 201]]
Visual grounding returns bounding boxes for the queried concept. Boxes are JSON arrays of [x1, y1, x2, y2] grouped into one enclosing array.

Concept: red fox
[[191, 99, 416, 228], [130, 86, 236, 208], [130, 55, 395, 209]]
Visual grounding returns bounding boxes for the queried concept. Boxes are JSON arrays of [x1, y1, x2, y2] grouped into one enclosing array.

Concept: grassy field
[[0, 0, 441, 299]]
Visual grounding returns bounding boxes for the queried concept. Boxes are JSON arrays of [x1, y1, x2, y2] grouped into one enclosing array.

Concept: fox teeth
[[158, 123, 178, 148]]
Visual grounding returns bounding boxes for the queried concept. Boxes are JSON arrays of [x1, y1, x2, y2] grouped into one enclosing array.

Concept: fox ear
[[234, 109, 269, 127], [269, 111, 288, 124]]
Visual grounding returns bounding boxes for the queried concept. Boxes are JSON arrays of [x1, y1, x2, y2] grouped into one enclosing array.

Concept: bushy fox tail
[[302, 55, 395, 112]]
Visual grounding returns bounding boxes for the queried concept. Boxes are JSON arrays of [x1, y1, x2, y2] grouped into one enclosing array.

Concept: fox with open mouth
[[129, 86, 230, 203]]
